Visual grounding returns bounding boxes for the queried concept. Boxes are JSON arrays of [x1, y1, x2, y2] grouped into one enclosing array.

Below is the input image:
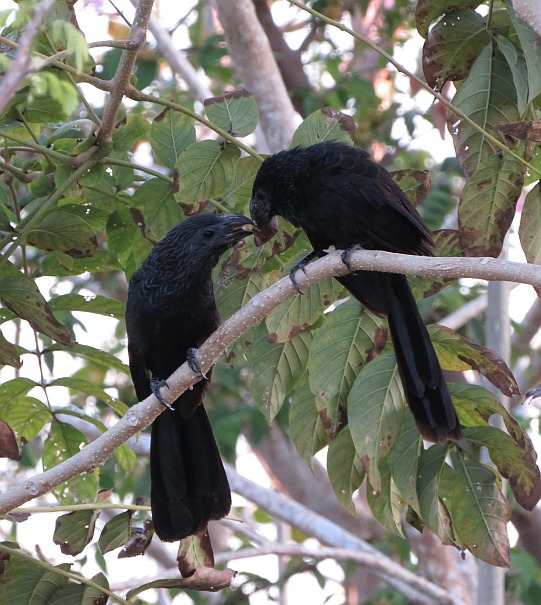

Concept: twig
[[0, 0, 54, 116]]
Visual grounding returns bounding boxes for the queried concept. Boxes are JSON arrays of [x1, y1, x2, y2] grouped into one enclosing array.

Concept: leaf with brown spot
[[204, 87, 258, 137], [292, 108, 355, 147], [391, 169, 431, 207], [178, 530, 214, 578], [54, 509, 99, 556], [0, 420, 20, 461], [118, 520, 153, 558], [0, 261, 70, 344], [519, 182, 541, 265], [429, 324, 519, 396]]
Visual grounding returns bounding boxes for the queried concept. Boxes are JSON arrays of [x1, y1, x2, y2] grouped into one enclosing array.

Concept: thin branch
[[96, 0, 155, 147], [224, 465, 467, 605], [0, 0, 54, 116]]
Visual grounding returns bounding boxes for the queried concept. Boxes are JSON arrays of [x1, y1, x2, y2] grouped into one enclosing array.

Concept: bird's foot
[[187, 348, 207, 380], [341, 245, 362, 273], [289, 250, 319, 294], [150, 377, 173, 410]]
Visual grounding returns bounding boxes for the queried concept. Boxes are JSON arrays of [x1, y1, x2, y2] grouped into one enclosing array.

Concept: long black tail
[[337, 270, 462, 443], [150, 404, 231, 541]]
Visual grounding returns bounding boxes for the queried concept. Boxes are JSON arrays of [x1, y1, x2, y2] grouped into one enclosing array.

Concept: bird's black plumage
[[125, 213, 252, 541], [250, 141, 461, 443]]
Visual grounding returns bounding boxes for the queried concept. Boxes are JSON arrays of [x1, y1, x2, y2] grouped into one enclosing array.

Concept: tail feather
[[150, 404, 231, 541], [338, 270, 462, 443]]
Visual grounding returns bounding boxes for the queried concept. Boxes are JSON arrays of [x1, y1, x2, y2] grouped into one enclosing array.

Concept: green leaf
[[112, 114, 149, 153], [292, 108, 355, 147], [150, 108, 196, 170], [347, 353, 405, 492], [463, 425, 541, 512], [114, 444, 137, 474], [43, 420, 99, 504], [289, 375, 328, 464], [132, 177, 183, 242], [0, 377, 36, 401], [327, 426, 365, 514], [422, 10, 490, 89], [98, 511, 132, 555], [458, 153, 523, 256], [49, 377, 128, 417], [506, 0, 541, 105], [442, 449, 510, 567], [0, 261, 71, 344], [221, 155, 261, 212], [49, 293, 125, 320], [0, 396, 50, 443], [416, 444, 454, 543], [106, 209, 152, 279], [496, 35, 528, 116], [415, 0, 484, 38], [175, 140, 240, 211], [519, 182, 541, 265], [0, 551, 70, 602], [265, 277, 340, 342], [388, 413, 422, 512], [309, 300, 387, 433], [54, 509, 99, 556], [48, 342, 130, 375], [429, 324, 519, 396], [26, 207, 98, 258], [204, 88, 259, 137], [248, 321, 312, 422], [366, 455, 405, 536], [449, 45, 519, 178], [391, 169, 431, 207], [0, 327, 21, 368]]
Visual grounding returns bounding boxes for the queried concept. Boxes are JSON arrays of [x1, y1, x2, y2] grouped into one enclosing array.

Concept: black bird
[[126, 213, 252, 541], [250, 141, 461, 444]]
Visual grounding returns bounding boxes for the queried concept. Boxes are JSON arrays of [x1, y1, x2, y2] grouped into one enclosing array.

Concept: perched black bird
[[250, 141, 461, 444], [126, 213, 252, 541]]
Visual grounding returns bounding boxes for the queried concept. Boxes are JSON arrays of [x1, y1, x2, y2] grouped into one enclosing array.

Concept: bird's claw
[[150, 378, 173, 410], [341, 245, 361, 273], [289, 262, 307, 294], [187, 347, 207, 380]]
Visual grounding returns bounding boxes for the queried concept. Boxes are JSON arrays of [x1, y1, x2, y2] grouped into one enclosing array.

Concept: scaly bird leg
[[289, 250, 320, 294], [187, 347, 208, 380], [150, 376, 174, 410], [341, 244, 363, 273]]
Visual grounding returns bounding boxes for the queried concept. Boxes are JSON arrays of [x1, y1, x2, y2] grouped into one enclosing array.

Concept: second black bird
[[250, 141, 461, 444], [126, 213, 252, 541]]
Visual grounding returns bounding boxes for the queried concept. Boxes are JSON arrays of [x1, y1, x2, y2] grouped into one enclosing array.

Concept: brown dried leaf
[[0, 420, 20, 461]]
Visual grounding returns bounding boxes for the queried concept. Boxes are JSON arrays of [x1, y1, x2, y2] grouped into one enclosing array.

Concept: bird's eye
[[203, 229, 214, 238]]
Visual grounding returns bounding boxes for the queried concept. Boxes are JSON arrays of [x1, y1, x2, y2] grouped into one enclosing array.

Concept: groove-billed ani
[[250, 141, 461, 443], [126, 213, 252, 541]]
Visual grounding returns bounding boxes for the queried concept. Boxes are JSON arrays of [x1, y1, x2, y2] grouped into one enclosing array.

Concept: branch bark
[[210, 0, 298, 151]]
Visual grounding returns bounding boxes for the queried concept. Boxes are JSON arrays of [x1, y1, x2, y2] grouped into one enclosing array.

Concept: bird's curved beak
[[222, 213, 254, 244]]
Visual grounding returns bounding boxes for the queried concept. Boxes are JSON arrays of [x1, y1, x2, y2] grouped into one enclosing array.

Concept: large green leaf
[[0, 396, 50, 443], [132, 177, 183, 242], [54, 509, 98, 556], [519, 182, 541, 265], [458, 153, 523, 256], [449, 45, 519, 178], [49, 293, 125, 320], [429, 324, 519, 396], [347, 353, 404, 492], [496, 35, 528, 116], [43, 420, 99, 504], [50, 377, 128, 417], [204, 88, 259, 137], [423, 9, 490, 89], [289, 374, 328, 464], [150, 108, 196, 170], [221, 155, 261, 212], [415, 0, 484, 38], [366, 455, 405, 536], [416, 444, 454, 543], [248, 321, 312, 422], [112, 113, 149, 153], [106, 209, 153, 279], [326, 426, 365, 515], [441, 449, 510, 567], [265, 277, 340, 343], [47, 342, 130, 375], [291, 108, 355, 147], [0, 261, 70, 344], [175, 140, 240, 211], [309, 300, 387, 433], [98, 511, 133, 555]]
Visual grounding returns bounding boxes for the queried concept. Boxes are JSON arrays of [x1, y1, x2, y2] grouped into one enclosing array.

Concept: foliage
[[0, 0, 540, 603]]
